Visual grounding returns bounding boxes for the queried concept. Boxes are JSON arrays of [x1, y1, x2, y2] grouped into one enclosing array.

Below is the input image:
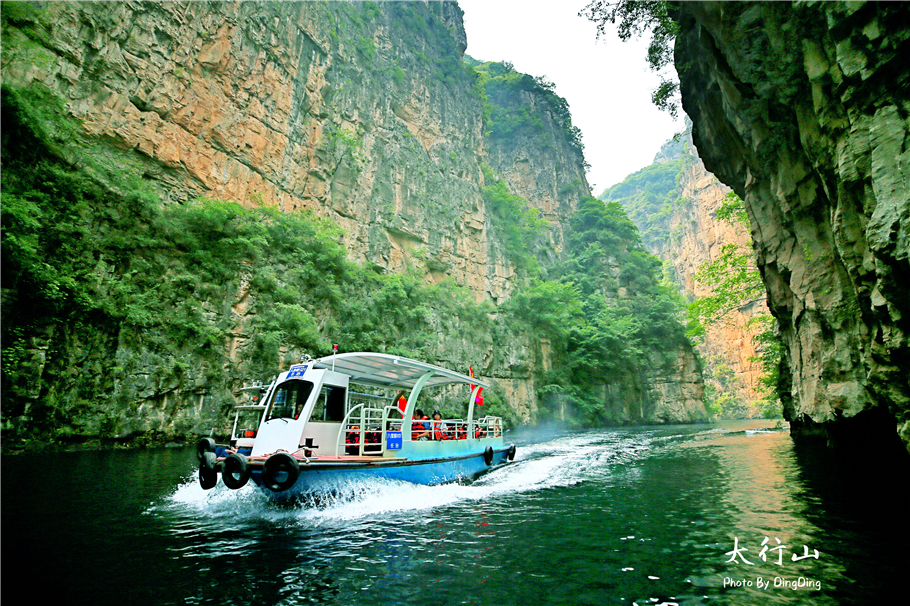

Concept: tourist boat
[[196, 352, 516, 499]]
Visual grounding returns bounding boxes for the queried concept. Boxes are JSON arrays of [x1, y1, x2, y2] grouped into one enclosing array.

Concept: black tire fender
[[196, 437, 216, 462], [221, 453, 250, 490], [483, 446, 494, 466], [262, 453, 300, 492], [199, 451, 218, 490], [507, 444, 517, 461]]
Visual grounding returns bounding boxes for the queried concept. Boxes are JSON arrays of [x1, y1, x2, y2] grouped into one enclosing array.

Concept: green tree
[[511, 196, 693, 424], [687, 192, 782, 417]]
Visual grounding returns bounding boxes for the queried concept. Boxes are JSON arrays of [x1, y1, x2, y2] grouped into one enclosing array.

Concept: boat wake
[[160, 429, 663, 525]]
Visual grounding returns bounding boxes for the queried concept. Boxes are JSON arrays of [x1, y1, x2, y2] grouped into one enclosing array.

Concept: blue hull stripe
[[251, 448, 511, 498]]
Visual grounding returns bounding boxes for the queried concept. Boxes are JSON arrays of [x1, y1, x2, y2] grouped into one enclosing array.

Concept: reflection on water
[[2, 421, 906, 605]]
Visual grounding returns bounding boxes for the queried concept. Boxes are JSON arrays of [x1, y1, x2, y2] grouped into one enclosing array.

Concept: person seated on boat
[[412, 409, 430, 440], [346, 425, 360, 455], [432, 410, 450, 441], [455, 422, 467, 440]]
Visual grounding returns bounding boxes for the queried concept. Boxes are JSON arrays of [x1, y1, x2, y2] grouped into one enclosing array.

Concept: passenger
[[345, 425, 360, 455], [432, 410, 450, 441], [412, 408, 430, 441], [475, 422, 485, 439]]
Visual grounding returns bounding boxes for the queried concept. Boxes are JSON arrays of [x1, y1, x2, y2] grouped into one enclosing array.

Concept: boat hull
[[249, 446, 513, 500]]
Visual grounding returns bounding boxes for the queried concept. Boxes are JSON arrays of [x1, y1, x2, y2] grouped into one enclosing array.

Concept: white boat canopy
[[312, 352, 490, 390]]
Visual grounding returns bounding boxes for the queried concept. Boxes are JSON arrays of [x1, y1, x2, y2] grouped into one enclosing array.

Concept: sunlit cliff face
[[1, 1, 707, 441]]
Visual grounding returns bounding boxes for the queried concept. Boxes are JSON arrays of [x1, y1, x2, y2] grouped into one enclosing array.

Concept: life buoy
[[221, 453, 250, 490], [507, 444, 517, 461], [483, 446, 493, 465], [199, 451, 217, 490], [262, 452, 299, 492], [196, 437, 216, 462]]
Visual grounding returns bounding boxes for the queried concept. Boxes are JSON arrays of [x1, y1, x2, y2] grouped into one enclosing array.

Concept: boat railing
[[427, 415, 503, 441], [335, 407, 504, 455], [336, 403, 404, 456], [473, 415, 503, 439]]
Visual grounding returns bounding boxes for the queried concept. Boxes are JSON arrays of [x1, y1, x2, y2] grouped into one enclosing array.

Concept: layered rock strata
[[661, 135, 769, 409], [674, 1, 910, 458]]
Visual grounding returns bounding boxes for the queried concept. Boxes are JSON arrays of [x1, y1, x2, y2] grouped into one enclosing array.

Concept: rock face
[[674, 1, 910, 458], [662, 135, 769, 410], [2, 1, 509, 297], [602, 132, 768, 414], [1, 1, 706, 443]]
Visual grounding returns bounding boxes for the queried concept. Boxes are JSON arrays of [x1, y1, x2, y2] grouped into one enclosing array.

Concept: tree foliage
[[506, 196, 693, 424], [686, 192, 782, 418]]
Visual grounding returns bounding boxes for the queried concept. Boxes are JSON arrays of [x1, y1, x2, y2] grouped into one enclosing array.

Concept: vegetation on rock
[[1, 1, 706, 449], [0, 84, 500, 448], [687, 193, 782, 419], [507, 196, 696, 424], [598, 135, 691, 250], [469, 59, 588, 168]]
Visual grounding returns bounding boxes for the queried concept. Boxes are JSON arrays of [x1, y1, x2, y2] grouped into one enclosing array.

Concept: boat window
[[311, 385, 346, 422], [267, 380, 314, 421]]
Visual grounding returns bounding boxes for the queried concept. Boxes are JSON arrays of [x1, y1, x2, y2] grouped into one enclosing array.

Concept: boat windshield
[[267, 380, 314, 421]]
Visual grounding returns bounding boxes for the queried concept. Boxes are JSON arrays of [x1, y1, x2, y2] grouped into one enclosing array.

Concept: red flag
[[469, 366, 483, 406]]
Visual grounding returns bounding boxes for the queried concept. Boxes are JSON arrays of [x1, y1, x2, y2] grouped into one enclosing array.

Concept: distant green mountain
[[598, 133, 692, 251]]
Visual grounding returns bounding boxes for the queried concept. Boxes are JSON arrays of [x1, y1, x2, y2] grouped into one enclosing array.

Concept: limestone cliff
[[671, 137, 769, 412], [673, 1, 910, 459], [1, 1, 705, 446], [1, 1, 510, 296], [601, 132, 770, 416]]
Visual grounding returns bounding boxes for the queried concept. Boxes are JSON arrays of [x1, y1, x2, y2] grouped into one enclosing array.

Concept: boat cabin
[[249, 353, 498, 460]]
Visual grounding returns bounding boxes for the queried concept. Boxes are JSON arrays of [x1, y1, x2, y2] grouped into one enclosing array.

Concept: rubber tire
[[483, 446, 494, 466], [262, 453, 300, 492], [221, 453, 250, 490], [199, 452, 218, 490], [196, 437, 216, 462], [507, 444, 517, 461]]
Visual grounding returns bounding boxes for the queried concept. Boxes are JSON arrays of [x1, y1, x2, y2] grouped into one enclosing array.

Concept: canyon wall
[[1, 1, 705, 446], [662, 135, 769, 411], [673, 1, 910, 458], [602, 132, 769, 416], [2, 1, 512, 297]]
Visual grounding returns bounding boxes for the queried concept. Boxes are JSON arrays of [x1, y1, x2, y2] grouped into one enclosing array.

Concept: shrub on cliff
[[0, 85, 494, 446]]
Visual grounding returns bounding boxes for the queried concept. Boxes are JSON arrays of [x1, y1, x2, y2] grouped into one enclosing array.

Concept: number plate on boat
[[286, 364, 308, 379]]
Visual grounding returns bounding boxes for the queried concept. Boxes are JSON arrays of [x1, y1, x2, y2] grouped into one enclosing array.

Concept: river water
[[2, 420, 905, 605]]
